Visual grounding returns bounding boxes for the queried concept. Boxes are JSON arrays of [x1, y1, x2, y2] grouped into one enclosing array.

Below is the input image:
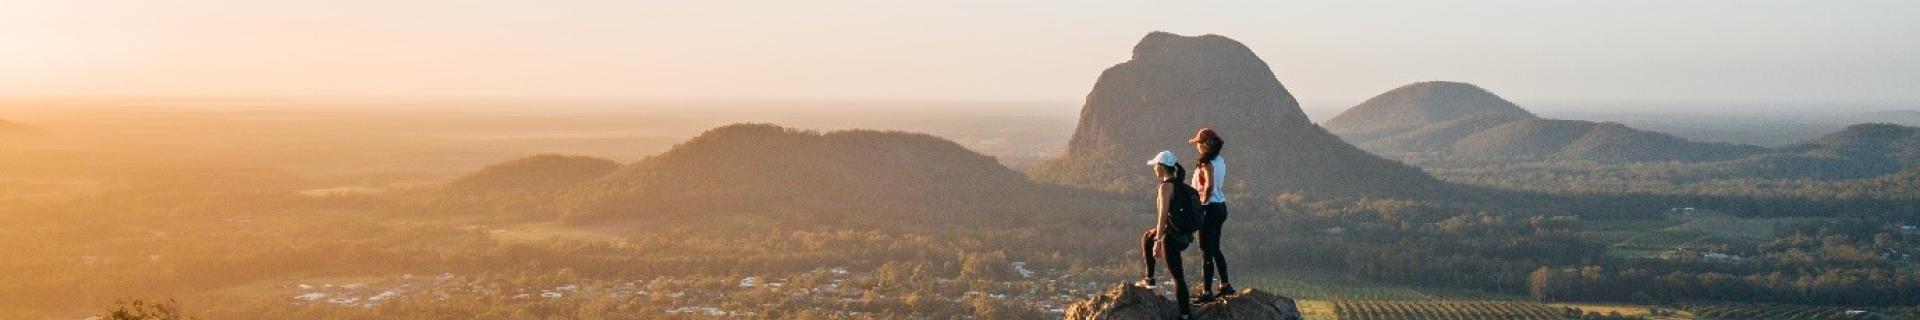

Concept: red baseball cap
[[1190, 128, 1218, 144]]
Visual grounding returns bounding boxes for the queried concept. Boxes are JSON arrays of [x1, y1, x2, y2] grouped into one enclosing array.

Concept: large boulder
[[1065, 284, 1181, 320], [1066, 284, 1300, 320], [1194, 289, 1302, 320]]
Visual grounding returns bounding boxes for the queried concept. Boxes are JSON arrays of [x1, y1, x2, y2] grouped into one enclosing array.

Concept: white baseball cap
[[1146, 150, 1178, 166]]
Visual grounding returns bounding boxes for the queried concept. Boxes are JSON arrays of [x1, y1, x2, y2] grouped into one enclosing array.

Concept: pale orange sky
[[2, 1, 1916, 111]]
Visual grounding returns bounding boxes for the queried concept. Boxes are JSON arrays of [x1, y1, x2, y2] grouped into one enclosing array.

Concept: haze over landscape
[[4, 0, 1917, 111], [5, 1, 1920, 320]]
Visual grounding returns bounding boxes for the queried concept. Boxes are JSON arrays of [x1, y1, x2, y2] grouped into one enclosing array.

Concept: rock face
[[1327, 81, 1767, 164], [1031, 32, 1443, 197], [1064, 285, 1181, 320], [1066, 284, 1300, 320]]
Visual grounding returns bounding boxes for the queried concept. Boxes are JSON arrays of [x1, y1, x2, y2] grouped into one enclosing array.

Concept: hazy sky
[[3, 1, 1916, 111]]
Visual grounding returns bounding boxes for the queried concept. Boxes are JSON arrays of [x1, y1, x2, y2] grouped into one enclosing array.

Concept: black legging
[[1141, 228, 1191, 316], [1200, 202, 1232, 292]]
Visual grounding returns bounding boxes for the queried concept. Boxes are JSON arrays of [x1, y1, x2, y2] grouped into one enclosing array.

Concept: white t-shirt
[[1194, 157, 1226, 204]]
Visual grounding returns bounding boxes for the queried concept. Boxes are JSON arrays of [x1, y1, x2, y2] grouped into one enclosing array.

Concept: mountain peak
[[1033, 32, 1443, 197], [1131, 32, 1256, 62]]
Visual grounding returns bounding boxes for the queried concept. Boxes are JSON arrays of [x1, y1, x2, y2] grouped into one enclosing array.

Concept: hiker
[[1139, 150, 1203, 319], [1190, 128, 1235, 301]]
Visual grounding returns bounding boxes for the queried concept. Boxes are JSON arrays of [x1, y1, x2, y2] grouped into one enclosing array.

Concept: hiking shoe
[[1217, 284, 1237, 295], [1133, 278, 1157, 289], [1193, 292, 1218, 303]]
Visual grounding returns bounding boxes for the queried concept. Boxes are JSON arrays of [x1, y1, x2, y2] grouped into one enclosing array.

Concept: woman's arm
[[1194, 166, 1214, 201], [1155, 182, 1173, 231]]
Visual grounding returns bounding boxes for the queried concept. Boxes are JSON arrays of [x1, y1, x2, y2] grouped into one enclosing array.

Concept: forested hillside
[[1749, 123, 1920, 179], [519, 123, 1108, 228], [1324, 81, 1534, 143]]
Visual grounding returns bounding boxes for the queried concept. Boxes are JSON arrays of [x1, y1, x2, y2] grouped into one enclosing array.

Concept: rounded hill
[[557, 123, 1048, 223], [1325, 81, 1534, 142], [1734, 123, 1920, 179]]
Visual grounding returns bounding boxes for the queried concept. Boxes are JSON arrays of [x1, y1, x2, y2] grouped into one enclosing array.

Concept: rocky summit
[[1065, 284, 1301, 320]]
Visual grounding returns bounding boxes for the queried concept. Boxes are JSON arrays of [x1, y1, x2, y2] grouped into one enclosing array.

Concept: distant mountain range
[[438, 32, 1466, 226], [1326, 82, 1920, 180], [433, 34, 1920, 227], [1529, 109, 1920, 148], [1327, 81, 1770, 164], [0, 118, 41, 137], [1029, 32, 1443, 197]]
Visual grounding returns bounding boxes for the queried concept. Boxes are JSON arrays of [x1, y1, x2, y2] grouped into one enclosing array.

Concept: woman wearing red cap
[[1190, 128, 1234, 301]]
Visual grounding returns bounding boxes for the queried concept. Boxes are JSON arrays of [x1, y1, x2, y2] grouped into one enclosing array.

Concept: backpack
[[1165, 179, 1204, 234]]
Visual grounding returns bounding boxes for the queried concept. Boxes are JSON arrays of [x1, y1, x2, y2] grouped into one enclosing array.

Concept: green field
[[1681, 303, 1920, 320], [1330, 300, 1576, 320], [1579, 213, 1833, 259], [1238, 270, 1439, 301], [1249, 267, 1893, 320]]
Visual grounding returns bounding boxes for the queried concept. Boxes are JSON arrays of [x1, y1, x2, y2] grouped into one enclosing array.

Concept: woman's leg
[[1200, 203, 1232, 291], [1140, 229, 1158, 282], [1161, 236, 1191, 317]]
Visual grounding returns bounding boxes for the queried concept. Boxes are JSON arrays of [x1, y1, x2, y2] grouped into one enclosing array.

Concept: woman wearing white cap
[[1138, 150, 1202, 319]]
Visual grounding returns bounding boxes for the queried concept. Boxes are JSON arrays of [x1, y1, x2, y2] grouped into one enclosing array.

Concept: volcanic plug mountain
[[1031, 32, 1443, 197]]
